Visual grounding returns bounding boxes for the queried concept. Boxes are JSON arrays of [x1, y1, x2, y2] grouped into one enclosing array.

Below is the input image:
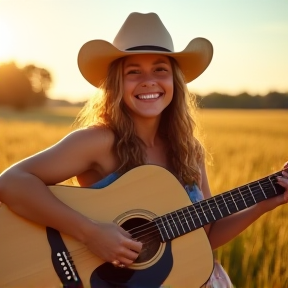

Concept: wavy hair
[[74, 56, 205, 185]]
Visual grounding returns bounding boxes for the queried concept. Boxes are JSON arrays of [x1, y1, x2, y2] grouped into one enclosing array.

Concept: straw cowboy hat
[[78, 12, 213, 88]]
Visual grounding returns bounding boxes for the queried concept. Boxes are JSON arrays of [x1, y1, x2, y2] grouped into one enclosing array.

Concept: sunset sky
[[0, 0, 287, 102]]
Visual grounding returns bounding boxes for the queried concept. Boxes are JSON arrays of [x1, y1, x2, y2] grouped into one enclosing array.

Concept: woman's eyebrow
[[124, 59, 169, 68], [124, 63, 140, 69], [152, 59, 170, 65]]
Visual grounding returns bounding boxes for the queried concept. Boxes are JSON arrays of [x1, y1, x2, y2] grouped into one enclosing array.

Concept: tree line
[[0, 62, 287, 110], [196, 92, 288, 109]]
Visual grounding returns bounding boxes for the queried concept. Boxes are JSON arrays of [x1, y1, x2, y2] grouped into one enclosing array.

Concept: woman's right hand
[[82, 220, 143, 267]]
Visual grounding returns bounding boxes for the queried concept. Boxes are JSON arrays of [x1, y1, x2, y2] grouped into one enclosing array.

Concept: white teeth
[[137, 93, 161, 100]]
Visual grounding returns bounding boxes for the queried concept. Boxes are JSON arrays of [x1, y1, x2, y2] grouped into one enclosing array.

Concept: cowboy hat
[[78, 12, 213, 88]]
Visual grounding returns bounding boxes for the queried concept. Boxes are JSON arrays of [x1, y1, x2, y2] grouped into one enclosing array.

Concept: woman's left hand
[[256, 163, 288, 213], [277, 162, 288, 199]]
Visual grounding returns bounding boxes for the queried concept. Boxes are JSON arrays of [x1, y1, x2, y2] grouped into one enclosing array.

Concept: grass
[[1, 107, 288, 287], [198, 109, 288, 288]]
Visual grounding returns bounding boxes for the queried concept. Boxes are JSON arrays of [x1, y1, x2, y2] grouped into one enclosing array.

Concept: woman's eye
[[155, 67, 168, 72], [127, 70, 140, 74]]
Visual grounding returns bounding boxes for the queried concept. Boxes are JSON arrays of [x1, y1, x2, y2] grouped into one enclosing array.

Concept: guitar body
[[0, 165, 213, 288]]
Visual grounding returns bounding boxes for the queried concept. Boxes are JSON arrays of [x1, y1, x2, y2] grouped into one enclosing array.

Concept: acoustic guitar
[[0, 165, 286, 288]]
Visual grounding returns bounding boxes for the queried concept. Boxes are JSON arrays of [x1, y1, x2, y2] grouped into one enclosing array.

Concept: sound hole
[[121, 217, 162, 263]]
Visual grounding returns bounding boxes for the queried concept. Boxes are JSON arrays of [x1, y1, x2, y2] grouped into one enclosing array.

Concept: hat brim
[[78, 37, 213, 88]]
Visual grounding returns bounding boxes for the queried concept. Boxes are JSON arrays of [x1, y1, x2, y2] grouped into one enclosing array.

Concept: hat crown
[[113, 12, 174, 52], [78, 12, 213, 88]]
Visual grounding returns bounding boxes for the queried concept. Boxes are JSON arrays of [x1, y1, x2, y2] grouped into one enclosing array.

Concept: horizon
[[1, 0, 288, 102]]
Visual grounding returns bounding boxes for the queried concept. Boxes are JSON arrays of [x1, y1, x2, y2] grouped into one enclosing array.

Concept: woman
[[0, 12, 287, 288]]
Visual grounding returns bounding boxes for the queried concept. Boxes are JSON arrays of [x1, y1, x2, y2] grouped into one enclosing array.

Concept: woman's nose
[[140, 76, 157, 87], [141, 81, 156, 87]]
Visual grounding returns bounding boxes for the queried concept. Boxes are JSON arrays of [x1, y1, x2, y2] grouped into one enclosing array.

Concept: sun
[[0, 19, 15, 62]]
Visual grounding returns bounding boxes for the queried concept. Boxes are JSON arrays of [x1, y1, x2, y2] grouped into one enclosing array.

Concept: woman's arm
[[0, 128, 142, 265]]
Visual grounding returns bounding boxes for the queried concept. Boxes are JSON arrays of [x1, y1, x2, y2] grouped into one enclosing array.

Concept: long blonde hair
[[74, 56, 204, 185]]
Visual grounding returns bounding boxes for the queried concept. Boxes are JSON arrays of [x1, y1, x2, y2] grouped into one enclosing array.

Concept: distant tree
[[23, 64, 52, 107], [199, 92, 236, 108], [263, 91, 288, 109], [0, 62, 32, 109], [0, 62, 52, 109], [234, 92, 262, 109], [23, 64, 52, 93]]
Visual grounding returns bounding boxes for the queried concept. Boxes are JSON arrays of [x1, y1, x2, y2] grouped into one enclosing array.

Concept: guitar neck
[[155, 170, 286, 242]]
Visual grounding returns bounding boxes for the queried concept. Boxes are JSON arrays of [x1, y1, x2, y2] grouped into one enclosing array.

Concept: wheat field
[[1, 107, 288, 287]]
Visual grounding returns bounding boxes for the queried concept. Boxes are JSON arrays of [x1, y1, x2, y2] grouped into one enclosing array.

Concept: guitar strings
[[69, 246, 89, 257], [103, 176, 282, 250], [130, 177, 277, 237], [124, 176, 282, 244], [69, 246, 103, 263], [128, 181, 278, 246]]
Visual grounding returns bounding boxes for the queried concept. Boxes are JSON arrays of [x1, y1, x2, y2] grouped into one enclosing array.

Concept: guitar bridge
[[57, 251, 78, 282], [46, 227, 83, 288]]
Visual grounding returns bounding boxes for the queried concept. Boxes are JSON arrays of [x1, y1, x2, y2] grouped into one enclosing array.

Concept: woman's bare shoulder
[[66, 126, 115, 144], [59, 126, 117, 163]]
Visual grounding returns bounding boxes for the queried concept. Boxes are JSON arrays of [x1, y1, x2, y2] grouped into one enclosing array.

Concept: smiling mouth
[[136, 93, 163, 100]]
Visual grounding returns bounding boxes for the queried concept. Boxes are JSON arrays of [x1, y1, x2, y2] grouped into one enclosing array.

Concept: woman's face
[[122, 54, 173, 120]]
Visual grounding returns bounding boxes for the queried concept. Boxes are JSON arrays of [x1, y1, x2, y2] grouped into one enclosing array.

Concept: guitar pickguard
[[90, 242, 172, 288]]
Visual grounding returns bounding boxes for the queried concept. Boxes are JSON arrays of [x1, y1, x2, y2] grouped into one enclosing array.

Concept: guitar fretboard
[[154, 170, 285, 242]]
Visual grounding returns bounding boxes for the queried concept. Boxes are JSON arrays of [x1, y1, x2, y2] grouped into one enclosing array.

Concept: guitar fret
[[213, 195, 227, 218], [181, 209, 192, 231], [225, 193, 238, 213], [165, 215, 175, 238], [247, 185, 256, 204], [261, 180, 275, 198], [230, 191, 239, 211], [185, 207, 197, 229], [199, 202, 209, 223], [174, 211, 186, 234], [192, 205, 204, 226], [239, 187, 248, 208], [203, 201, 216, 222], [207, 199, 216, 221], [155, 217, 170, 241], [268, 176, 277, 194], [221, 194, 231, 214], [253, 183, 266, 202], [258, 181, 267, 199], [212, 197, 223, 218], [232, 189, 246, 210], [240, 187, 255, 207], [169, 212, 181, 236]]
